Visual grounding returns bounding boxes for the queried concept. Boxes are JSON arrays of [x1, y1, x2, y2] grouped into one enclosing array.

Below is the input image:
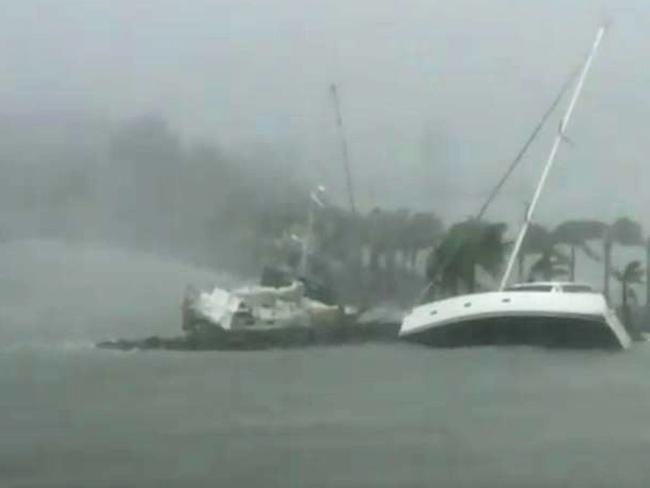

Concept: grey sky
[[1, 0, 649, 227]]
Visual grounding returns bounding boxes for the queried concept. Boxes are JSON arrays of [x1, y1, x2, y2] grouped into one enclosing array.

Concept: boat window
[[561, 284, 594, 293], [505, 285, 553, 292]]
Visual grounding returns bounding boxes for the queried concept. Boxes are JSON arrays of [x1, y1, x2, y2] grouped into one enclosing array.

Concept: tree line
[[285, 207, 649, 311], [1, 111, 647, 312]]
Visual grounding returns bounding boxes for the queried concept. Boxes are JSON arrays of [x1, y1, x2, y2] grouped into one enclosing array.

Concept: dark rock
[[96, 320, 401, 352]]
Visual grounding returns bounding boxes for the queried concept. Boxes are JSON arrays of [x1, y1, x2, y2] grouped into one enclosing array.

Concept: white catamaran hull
[[400, 291, 631, 349]]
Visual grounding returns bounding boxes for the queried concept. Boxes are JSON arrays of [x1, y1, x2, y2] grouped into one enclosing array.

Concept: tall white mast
[[499, 25, 606, 290]]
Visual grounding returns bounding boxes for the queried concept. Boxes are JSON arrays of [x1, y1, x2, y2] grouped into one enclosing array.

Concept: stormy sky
[[1, 0, 650, 229]]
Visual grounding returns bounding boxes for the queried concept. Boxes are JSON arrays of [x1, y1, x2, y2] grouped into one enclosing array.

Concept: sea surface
[[2, 241, 650, 487]]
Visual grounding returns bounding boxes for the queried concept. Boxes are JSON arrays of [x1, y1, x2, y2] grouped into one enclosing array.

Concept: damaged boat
[[182, 280, 344, 344], [96, 279, 399, 351]]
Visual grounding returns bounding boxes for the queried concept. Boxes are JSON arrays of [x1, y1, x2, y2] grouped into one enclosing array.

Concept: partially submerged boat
[[400, 25, 632, 350]]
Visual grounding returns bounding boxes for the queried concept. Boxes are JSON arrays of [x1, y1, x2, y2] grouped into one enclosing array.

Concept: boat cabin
[[504, 282, 596, 293]]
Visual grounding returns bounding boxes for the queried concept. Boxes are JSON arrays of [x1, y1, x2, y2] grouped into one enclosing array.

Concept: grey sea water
[[2, 241, 650, 487]]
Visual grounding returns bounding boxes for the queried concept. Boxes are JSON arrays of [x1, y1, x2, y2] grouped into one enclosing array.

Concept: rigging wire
[[415, 67, 579, 304]]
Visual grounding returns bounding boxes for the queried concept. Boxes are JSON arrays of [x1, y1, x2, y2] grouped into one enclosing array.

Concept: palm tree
[[426, 218, 507, 296], [385, 209, 410, 272], [363, 208, 432, 273], [519, 223, 558, 281], [603, 218, 644, 301], [613, 260, 644, 340], [363, 207, 383, 273], [513, 219, 603, 283], [363, 207, 401, 273], [401, 211, 444, 270], [552, 220, 605, 280]]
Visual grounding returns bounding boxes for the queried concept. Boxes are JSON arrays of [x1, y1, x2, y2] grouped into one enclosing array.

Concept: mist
[[1, 0, 650, 282], [2, 1, 650, 241], [0, 110, 313, 276], [4, 3, 650, 486], [0, 239, 236, 346]]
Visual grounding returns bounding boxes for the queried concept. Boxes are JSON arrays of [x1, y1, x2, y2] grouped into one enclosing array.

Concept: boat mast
[[299, 186, 326, 278], [329, 84, 357, 216], [499, 25, 606, 290], [329, 84, 364, 298]]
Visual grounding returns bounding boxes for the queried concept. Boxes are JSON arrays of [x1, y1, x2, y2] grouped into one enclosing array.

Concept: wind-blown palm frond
[[614, 259, 645, 340], [426, 218, 508, 293], [521, 223, 553, 255], [603, 218, 644, 301], [613, 260, 644, 284], [609, 218, 644, 246], [553, 220, 607, 245]]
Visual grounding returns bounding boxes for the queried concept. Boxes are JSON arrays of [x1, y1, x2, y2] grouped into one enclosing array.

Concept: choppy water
[[3, 241, 650, 487]]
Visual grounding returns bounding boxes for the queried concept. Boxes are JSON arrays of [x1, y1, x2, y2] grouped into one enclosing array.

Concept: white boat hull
[[186, 281, 341, 332], [400, 291, 631, 349]]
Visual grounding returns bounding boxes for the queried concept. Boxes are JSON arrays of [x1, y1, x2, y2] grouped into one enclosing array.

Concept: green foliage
[[608, 218, 644, 246], [552, 220, 607, 245], [363, 208, 444, 270], [427, 218, 507, 293], [520, 220, 610, 281], [603, 217, 644, 301], [613, 260, 644, 285], [521, 223, 554, 255]]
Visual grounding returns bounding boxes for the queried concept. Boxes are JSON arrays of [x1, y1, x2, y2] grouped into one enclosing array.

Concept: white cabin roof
[[506, 282, 595, 292]]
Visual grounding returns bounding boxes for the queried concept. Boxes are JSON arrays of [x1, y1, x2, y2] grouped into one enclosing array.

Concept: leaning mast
[[499, 25, 607, 290]]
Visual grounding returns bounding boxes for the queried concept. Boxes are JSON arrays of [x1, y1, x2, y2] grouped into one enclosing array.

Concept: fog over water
[[0, 240, 235, 347], [2, 0, 649, 299], [3, 1, 650, 486], [2, 0, 650, 225], [1, 240, 650, 487], [2, 240, 650, 487]]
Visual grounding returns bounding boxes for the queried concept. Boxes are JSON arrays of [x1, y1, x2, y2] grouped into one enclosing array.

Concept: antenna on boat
[[499, 25, 607, 290]]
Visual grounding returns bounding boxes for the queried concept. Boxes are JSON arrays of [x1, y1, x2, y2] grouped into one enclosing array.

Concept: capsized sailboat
[[400, 25, 632, 349]]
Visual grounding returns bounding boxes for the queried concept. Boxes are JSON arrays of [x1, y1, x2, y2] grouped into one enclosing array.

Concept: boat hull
[[400, 291, 631, 349]]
